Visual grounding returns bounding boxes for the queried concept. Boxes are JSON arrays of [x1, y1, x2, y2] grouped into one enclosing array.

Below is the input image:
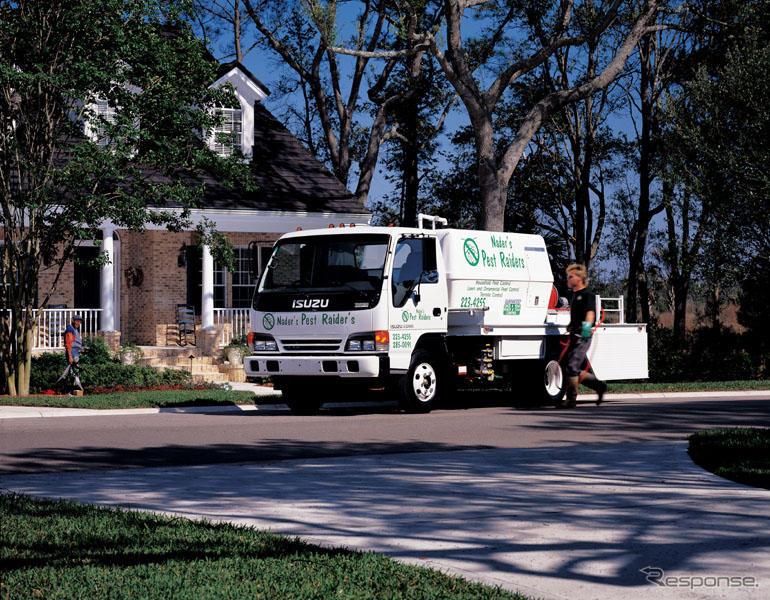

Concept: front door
[[74, 246, 100, 309], [388, 236, 447, 371]]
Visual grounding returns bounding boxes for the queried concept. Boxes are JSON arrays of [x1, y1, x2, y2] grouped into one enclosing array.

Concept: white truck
[[244, 215, 647, 414]]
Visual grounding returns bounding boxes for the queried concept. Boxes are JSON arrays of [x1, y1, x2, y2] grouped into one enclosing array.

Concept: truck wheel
[[542, 359, 566, 405], [400, 350, 443, 413], [282, 385, 323, 415]]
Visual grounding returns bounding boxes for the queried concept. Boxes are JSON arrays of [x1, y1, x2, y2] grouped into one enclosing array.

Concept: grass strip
[[606, 380, 770, 394], [0, 493, 528, 600], [0, 390, 258, 410], [688, 427, 770, 490]]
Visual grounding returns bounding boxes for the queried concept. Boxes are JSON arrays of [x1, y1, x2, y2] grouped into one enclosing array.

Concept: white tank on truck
[[244, 215, 648, 414]]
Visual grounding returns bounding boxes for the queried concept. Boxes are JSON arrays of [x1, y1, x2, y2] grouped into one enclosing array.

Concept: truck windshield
[[254, 234, 389, 311]]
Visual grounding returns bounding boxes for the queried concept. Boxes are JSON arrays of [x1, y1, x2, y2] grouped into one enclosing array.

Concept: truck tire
[[282, 384, 323, 415], [400, 350, 443, 413], [542, 359, 566, 405]]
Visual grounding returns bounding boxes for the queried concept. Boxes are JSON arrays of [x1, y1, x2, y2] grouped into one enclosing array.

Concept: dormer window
[[211, 107, 242, 156], [93, 99, 117, 146]]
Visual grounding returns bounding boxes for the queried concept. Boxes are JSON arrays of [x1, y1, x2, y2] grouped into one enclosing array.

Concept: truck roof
[[278, 225, 546, 244]]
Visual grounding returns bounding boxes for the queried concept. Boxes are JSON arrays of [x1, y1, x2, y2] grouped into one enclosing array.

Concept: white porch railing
[[213, 307, 251, 347], [7, 308, 103, 350]]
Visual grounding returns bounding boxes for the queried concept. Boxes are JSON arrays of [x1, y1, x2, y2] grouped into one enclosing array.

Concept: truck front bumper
[[244, 354, 387, 378]]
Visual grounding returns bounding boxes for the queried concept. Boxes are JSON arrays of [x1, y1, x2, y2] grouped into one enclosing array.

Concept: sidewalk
[[0, 382, 282, 419], [2, 388, 769, 419], [2, 441, 768, 599]]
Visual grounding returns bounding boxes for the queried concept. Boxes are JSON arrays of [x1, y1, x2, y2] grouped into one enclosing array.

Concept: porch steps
[[135, 346, 244, 385]]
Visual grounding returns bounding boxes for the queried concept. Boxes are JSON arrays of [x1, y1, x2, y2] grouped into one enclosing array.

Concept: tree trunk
[[3, 323, 33, 397], [402, 60, 421, 227], [403, 137, 419, 227], [672, 274, 689, 343], [710, 282, 721, 329], [627, 32, 655, 323], [639, 267, 651, 324], [476, 117, 505, 231]]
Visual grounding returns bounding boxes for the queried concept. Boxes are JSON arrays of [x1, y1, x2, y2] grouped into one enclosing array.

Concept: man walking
[[57, 314, 84, 394], [560, 265, 607, 408]]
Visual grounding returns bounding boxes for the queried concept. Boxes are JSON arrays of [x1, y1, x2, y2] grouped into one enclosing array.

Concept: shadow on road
[[3, 441, 769, 595]]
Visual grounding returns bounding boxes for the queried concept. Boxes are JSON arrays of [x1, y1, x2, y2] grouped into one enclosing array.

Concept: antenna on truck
[[417, 214, 448, 230]]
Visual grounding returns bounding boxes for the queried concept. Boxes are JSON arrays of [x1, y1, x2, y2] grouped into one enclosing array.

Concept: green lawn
[[1, 493, 528, 600], [688, 428, 770, 489], [0, 389, 258, 409]]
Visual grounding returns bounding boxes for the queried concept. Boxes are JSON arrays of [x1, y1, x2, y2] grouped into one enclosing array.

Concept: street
[[2, 392, 770, 474]]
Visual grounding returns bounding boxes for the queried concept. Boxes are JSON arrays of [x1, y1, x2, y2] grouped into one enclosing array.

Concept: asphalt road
[[3, 392, 770, 474]]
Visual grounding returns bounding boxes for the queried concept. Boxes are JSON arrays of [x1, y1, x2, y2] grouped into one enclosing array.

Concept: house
[[33, 61, 370, 374]]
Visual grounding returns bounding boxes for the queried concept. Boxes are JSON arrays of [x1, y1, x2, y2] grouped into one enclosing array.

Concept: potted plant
[[223, 342, 249, 366], [119, 342, 143, 365]]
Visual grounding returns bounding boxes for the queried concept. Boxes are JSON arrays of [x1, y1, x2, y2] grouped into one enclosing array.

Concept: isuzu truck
[[244, 215, 647, 414]]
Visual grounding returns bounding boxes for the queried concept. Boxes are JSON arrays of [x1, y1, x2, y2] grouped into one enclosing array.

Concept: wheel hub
[[545, 360, 563, 396], [412, 363, 437, 402]]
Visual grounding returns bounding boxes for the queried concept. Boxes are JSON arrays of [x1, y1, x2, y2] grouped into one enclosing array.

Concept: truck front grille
[[279, 338, 343, 352]]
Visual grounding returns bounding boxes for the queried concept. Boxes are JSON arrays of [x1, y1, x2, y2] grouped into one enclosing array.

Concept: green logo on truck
[[503, 299, 521, 316], [463, 239, 480, 266], [262, 313, 275, 330]]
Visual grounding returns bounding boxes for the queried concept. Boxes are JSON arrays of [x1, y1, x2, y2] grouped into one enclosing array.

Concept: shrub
[[647, 324, 760, 382], [688, 326, 755, 381], [30, 352, 191, 393], [80, 336, 114, 365], [647, 326, 690, 382]]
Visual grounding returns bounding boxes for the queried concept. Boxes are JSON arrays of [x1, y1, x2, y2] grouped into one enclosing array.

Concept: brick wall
[[120, 230, 278, 346]]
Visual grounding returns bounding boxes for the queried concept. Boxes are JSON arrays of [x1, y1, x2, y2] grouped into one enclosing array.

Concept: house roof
[[215, 61, 270, 97], [196, 101, 365, 214]]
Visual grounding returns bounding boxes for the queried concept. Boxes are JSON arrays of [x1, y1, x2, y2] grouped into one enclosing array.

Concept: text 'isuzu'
[[245, 215, 647, 414]]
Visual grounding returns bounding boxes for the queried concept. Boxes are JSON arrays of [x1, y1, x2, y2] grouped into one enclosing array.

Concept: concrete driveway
[[2, 437, 768, 599]]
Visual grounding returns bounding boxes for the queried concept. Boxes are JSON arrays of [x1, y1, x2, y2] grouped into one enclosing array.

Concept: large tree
[[418, 0, 666, 232], [0, 0, 249, 395], [238, 0, 419, 206], [656, 0, 770, 338]]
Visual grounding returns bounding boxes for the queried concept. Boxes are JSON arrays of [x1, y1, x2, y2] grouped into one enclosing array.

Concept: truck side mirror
[[422, 269, 439, 284]]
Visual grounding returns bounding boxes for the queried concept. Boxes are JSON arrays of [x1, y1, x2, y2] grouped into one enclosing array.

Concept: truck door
[[388, 236, 448, 371]]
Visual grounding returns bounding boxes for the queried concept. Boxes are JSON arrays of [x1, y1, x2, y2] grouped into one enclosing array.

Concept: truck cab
[[245, 225, 449, 413]]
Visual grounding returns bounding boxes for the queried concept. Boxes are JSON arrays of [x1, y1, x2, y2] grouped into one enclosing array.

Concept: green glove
[[581, 321, 593, 338]]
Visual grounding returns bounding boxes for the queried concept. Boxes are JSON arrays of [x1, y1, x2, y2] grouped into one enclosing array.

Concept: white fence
[[213, 308, 251, 347], [18, 307, 247, 350], [4, 308, 103, 350]]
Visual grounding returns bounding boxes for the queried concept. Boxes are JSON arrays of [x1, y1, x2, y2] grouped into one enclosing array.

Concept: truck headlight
[[347, 331, 388, 352], [248, 332, 278, 352]]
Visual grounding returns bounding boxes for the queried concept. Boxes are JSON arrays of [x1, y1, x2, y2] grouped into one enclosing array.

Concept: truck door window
[[392, 238, 437, 307]]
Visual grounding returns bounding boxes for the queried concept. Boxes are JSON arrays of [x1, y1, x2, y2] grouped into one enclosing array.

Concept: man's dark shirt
[[568, 287, 597, 334]]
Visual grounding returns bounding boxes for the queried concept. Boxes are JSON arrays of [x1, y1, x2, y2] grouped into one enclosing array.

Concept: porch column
[[100, 225, 116, 332], [201, 242, 214, 329]]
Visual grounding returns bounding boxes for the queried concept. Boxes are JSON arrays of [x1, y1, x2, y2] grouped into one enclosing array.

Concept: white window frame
[[231, 246, 256, 308], [209, 108, 243, 156], [211, 107, 243, 156]]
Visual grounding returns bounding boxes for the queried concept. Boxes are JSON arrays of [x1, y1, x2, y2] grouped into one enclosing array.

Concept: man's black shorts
[[564, 336, 592, 377]]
